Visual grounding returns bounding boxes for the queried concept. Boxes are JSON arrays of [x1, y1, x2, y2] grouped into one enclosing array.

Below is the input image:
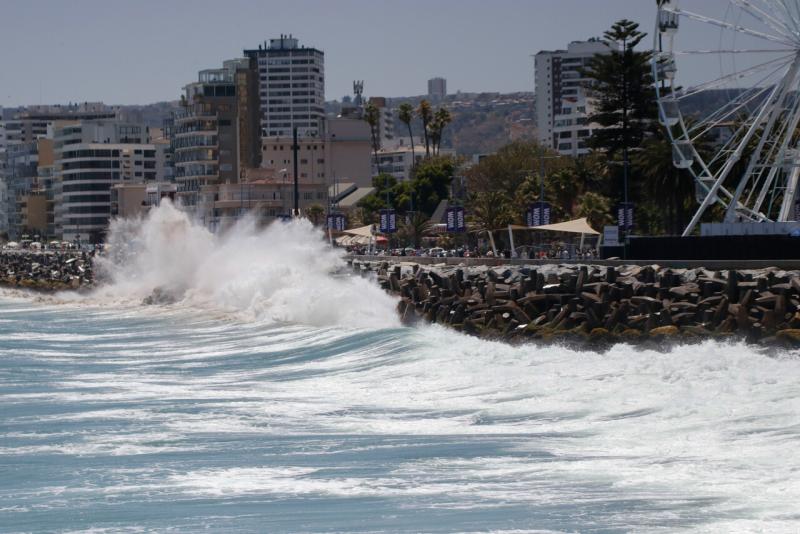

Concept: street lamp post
[[509, 154, 559, 258], [292, 127, 299, 217]]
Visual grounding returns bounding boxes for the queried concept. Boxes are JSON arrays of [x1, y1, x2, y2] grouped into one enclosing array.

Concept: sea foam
[[92, 201, 399, 329]]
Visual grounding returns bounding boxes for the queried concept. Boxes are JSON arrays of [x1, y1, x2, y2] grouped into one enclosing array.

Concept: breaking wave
[[91, 202, 399, 329]]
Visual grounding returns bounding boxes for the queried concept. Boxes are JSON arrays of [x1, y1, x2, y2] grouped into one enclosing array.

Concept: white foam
[[89, 201, 399, 329]]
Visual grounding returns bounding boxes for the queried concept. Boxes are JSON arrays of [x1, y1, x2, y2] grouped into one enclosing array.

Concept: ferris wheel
[[654, 0, 800, 235]]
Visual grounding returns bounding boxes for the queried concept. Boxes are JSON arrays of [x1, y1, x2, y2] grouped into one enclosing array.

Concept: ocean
[[1, 205, 799, 533]]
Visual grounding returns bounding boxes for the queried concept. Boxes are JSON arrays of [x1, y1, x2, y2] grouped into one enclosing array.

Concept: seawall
[[348, 257, 800, 349], [0, 250, 94, 292]]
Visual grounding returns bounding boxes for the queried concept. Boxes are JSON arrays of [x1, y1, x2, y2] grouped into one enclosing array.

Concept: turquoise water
[[2, 294, 800, 533]]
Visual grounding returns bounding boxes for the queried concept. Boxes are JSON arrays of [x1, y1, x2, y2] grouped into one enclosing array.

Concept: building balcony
[[174, 104, 218, 121], [174, 140, 218, 151], [176, 172, 219, 181], [214, 198, 283, 210], [173, 154, 218, 164], [173, 124, 218, 136]]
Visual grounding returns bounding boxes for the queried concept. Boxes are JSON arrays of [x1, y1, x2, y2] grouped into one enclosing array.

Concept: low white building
[[373, 142, 455, 182]]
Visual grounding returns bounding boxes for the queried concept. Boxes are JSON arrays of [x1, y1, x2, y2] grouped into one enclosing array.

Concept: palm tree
[[399, 211, 432, 249], [577, 192, 612, 230], [417, 99, 433, 158], [512, 174, 540, 221], [545, 167, 580, 220], [364, 102, 382, 174], [468, 191, 514, 251], [398, 103, 416, 166], [633, 131, 697, 235], [431, 107, 452, 155], [304, 203, 325, 226]]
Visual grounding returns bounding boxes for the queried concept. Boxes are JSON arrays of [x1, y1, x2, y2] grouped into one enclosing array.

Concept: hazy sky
[[0, 0, 749, 107]]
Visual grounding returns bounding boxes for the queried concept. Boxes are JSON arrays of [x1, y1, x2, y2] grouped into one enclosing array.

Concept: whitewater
[[2, 204, 800, 533]]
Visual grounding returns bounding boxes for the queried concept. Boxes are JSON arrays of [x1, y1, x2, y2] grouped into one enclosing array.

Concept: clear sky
[[0, 0, 734, 107]]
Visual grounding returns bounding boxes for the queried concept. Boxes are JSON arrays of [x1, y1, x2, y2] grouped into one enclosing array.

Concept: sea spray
[[93, 202, 399, 329]]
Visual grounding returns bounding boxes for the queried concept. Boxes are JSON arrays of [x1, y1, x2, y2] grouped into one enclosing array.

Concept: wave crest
[[93, 202, 399, 329]]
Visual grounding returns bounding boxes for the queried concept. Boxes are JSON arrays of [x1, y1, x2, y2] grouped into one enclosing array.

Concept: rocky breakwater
[[350, 259, 800, 349], [0, 250, 94, 292]]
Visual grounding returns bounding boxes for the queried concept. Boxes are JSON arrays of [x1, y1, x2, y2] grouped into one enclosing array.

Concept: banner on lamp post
[[326, 213, 347, 231], [526, 202, 551, 227], [617, 203, 635, 231], [379, 209, 397, 233], [445, 206, 466, 232]]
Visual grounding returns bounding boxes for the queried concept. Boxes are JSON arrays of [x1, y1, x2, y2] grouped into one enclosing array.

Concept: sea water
[[1, 204, 800, 533]]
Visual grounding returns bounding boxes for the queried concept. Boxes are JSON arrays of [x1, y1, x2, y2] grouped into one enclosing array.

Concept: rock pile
[[351, 259, 800, 349], [0, 250, 94, 292]]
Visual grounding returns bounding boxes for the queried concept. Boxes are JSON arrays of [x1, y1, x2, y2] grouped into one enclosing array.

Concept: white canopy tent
[[505, 218, 601, 258], [337, 224, 386, 250], [531, 217, 600, 235], [342, 224, 376, 237]]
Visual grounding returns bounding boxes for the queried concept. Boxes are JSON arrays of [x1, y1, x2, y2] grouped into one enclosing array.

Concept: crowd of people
[[345, 242, 599, 260]]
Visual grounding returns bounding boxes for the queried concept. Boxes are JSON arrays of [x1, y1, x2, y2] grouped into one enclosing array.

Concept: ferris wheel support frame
[[653, 0, 800, 236]]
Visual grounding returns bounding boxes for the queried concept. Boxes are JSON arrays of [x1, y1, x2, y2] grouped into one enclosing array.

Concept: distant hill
[[328, 92, 536, 157], [6, 94, 532, 157]]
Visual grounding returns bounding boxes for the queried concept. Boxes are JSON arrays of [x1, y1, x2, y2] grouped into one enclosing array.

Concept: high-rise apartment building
[[174, 58, 260, 225], [243, 35, 325, 137], [535, 40, 614, 156], [428, 77, 447, 102], [52, 121, 162, 242]]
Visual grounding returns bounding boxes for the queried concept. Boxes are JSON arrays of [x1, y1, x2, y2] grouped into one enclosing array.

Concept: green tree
[[468, 190, 514, 248], [364, 102, 382, 174], [512, 174, 542, 223], [465, 140, 567, 201], [582, 19, 657, 230], [397, 102, 416, 166], [357, 173, 397, 215], [409, 156, 456, 216], [577, 191, 613, 229], [584, 20, 655, 157], [304, 203, 325, 226], [417, 99, 433, 157], [546, 168, 581, 220], [399, 211, 433, 249], [430, 107, 452, 156]]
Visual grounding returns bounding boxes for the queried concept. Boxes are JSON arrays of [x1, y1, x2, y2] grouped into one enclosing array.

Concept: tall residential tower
[[243, 35, 325, 138], [534, 40, 614, 156]]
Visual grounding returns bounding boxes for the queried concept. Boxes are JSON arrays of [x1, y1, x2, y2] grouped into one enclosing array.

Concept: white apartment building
[[0, 103, 117, 148], [535, 39, 614, 156], [373, 142, 455, 183], [53, 121, 163, 242], [244, 35, 325, 138]]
